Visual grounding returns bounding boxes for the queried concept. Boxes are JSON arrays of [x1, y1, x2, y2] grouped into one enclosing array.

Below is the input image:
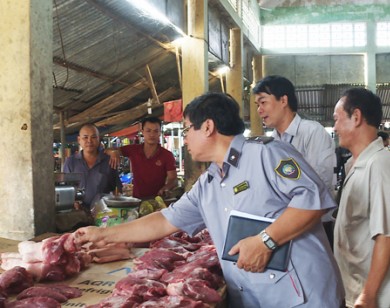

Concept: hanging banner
[[163, 99, 183, 122], [108, 124, 140, 138]]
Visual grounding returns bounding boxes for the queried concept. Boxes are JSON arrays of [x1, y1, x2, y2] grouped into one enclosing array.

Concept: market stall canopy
[[108, 124, 140, 139]]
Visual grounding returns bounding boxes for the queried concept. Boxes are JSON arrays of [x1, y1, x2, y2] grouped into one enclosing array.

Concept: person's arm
[[354, 234, 390, 308], [157, 169, 178, 196], [75, 211, 179, 246], [105, 148, 123, 169], [229, 207, 326, 272]]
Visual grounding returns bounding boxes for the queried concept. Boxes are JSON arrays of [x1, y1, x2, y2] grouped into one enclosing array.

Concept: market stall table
[[0, 234, 226, 307], [0, 235, 147, 306]]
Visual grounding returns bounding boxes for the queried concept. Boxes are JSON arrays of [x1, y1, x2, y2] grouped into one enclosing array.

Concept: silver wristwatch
[[259, 230, 278, 251]]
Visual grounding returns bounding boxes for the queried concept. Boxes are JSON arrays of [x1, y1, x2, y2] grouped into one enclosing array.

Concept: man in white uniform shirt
[[333, 87, 390, 308], [253, 75, 337, 246], [76, 92, 345, 307]]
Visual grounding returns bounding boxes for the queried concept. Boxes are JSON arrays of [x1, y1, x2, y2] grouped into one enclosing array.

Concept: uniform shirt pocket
[[237, 263, 305, 307]]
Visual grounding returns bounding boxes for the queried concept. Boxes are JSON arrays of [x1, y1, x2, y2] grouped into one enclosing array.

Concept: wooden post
[[60, 111, 66, 171], [181, 0, 209, 192], [226, 28, 243, 116], [182, 0, 208, 105], [250, 55, 264, 136], [175, 45, 182, 91]]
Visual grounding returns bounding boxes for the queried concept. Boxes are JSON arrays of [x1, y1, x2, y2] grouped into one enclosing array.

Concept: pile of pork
[[0, 232, 133, 307], [0, 233, 133, 282], [0, 230, 225, 307], [89, 230, 226, 308], [0, 266, 83, 307], [0, 233, 91, 282], [0, 233, 87, 307]]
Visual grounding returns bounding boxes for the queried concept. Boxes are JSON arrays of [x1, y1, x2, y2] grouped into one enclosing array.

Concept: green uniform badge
[[275, 158, 301, 180], [233, 181, 250, 194]]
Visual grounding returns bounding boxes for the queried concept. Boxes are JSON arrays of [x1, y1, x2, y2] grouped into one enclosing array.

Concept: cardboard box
[[0, 237, 19, 254], [58, 253, 147, 307]]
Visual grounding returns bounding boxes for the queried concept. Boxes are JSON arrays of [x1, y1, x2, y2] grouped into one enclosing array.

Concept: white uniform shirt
[[272, 114, 337, 221], [162, 135, 344, 307], [334, 137, 390, 308]]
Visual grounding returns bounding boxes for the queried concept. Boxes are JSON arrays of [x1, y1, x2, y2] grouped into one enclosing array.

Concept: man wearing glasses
[[110, 117, 177, 199], [77, 93, 344, 307]]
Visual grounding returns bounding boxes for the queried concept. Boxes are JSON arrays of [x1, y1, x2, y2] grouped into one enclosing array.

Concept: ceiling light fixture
[[216, 65, 230, 75], [127, 0, 186, 36], [172, 37, 185, 47]]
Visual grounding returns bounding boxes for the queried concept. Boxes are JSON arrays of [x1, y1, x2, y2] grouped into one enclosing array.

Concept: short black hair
[[341, 88, 382, 128], [252, 75, 298, 112], [378, 131, 389, 141], [141, 116, 161, 129], [79, 123, 99, 135], [183, 92, 245, 136]]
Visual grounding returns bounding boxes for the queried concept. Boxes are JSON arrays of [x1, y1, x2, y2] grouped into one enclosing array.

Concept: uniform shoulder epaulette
[[246, 136, 274, 144]]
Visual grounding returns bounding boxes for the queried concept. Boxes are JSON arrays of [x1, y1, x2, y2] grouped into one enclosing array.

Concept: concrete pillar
[[0, 1, 54, 240], [226, 28, 243, 116], [181, 0, 209, 192], [250, 55, 264, 136]]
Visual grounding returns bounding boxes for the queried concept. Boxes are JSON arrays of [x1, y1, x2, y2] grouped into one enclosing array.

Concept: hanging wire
[[53, 0, 69, 88]]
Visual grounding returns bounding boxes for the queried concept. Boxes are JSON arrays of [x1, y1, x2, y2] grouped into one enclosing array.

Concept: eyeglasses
[[181, 124, 194, 137]]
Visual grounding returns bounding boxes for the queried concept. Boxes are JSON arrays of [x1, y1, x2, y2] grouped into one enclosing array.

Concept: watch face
[[266, 239, 277, 250], [260, 231, 277, 250]]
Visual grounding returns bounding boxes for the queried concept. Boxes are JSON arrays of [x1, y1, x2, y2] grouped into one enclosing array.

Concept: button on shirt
[[162, 134, 344, 307]]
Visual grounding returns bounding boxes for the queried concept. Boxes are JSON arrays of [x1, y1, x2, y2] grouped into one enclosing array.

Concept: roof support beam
[[95, 87, 177, 127], [64, 79, 147, 124], [53, 56, 129, 86], [145, 64, 160, 104]]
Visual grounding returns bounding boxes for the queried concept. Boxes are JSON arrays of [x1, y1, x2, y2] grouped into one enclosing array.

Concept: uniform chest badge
[[275, 158, 301, 180], [233, 181, 249, 194], [155, 160, 162, 166]]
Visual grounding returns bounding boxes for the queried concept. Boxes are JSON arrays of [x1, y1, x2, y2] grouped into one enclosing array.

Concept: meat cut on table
[[17, 286, 69, 303], [0, 233, 90, 282], [0, 266, 33, 295], [0, 229, 225, 307], [0, 233, 85, 307], [87, 230, 226, 307], [5, 296, 61, 308]]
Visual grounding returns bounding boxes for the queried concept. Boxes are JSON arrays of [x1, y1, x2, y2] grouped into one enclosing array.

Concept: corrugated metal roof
[[52, 0, 186, 139], [52, 0, 390, 140], [296, 84, 390, 127]]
